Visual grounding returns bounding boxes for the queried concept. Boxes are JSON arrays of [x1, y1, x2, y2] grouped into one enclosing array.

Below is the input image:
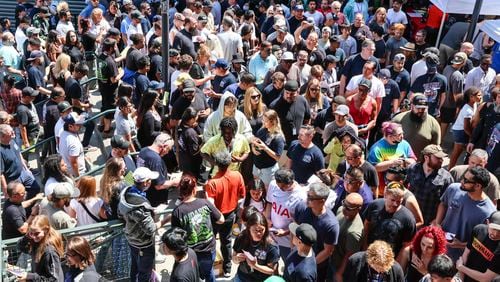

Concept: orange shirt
[[205, 170, 245, 214]]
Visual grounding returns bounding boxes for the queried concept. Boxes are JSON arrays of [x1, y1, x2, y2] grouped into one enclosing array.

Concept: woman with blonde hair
[[190, 44, 214, 88], [68, 176, 104, 226], [343, 240, 405, 281], [50, 53, 71, 87], [100, 157, 127, 220], [303, 78, 330, 124], [64, 236, 102, 281], [241, 86, 267, 134], [17, 215, 64, 281], [205, 34, 224, 61], [368, 7, 389, 35], [251, 109, 285, 188]]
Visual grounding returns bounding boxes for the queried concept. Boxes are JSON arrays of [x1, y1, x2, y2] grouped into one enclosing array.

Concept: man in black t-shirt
[[43, 88, 66, 155], [170, 79, 210, 130], [161, 227, 200, 281], [363, 182, 416, 257], [284, 223, 318, 282], [132, 56, 151, 108], [270, 80, 311, 146], [457, 211, 500, 282], [97, 38, 122, 133], [209, 59, 237, 110]]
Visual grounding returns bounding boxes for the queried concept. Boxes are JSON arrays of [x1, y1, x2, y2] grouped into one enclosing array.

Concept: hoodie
[[118, 186, 156, 248], [203, 92, 253, 142]]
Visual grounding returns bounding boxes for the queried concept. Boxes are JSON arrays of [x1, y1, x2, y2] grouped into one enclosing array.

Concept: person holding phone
[[232, 212, 279, 282]]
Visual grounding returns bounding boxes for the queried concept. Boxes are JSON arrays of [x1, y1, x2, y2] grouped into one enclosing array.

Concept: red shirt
[[348, 96, 375, 126], [205, 169, 245, 214]]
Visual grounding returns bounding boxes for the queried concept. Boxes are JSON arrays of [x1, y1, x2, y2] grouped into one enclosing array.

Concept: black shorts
[[440, 107, 457, 123]]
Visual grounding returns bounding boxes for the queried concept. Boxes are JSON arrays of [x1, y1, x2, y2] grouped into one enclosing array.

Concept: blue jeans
[[196, 250, 216, 282], [129, 244, 155, 282]]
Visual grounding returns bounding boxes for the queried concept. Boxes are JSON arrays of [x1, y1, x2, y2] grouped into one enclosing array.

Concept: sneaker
[[223, 271, 231, 278]]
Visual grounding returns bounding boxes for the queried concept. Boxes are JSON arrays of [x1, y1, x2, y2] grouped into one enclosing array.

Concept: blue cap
[[149, 80, 165, 90], [212, 58, 229, 69]]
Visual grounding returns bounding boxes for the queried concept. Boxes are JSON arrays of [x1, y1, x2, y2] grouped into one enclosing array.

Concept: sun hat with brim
[[400, 42, 416, 52], [133, 167, 159, 182], [451, 52, 467, 65]]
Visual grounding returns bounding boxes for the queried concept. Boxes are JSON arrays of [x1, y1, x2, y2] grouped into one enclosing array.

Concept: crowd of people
[[1, 0, 500, 281]]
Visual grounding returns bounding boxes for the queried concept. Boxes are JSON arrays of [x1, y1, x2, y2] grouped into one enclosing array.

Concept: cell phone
[[6, 264, 26, 277], [445, 232, 455, 242]]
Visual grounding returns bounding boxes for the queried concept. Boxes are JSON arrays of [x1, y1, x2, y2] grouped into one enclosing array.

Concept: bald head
[[460, 42, 474, 55], [345, 192, 363, 207]]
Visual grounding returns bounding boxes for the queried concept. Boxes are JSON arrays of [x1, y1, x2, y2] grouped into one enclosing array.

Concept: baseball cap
[[27, 50, 44, 61], [108, 27, 120, 36], [334, 104, 349, 116], [394, 53, 406, 62], [202, 0, 213, 7], [329, 35, 340, 42], [325, 54, 339, 63], [488, 211, 500, 231], [63, 112, 86, 125], [174, 13, 185, 21], [306, 17, 315, 24], [294, 4, 304, 10], [213, 58, 229, 69], [412, 94, 428, 108], [284, 80, 299, 92], [333, 95, 346, 105], [131, 10, 145, 20], [111, 135, 130, 150], [174, 73, 192, 86], [57, 101, 72, 113], [198, 15, 208, 23], [52, 182, 80, 199], [277, 25, 287, 33], [133, 167, 159, 182], [149, 80, 165, 90], [22, 86, 39, 97], [123, 0, 133, 5], [422, 47, 439, 57], [182, 79, 196, 92], [322, 26, 332, 33], [281, 51, 294, 61], [289, 222, 317, 246], [425, 53, 440, 66], [39, 6, 50, 15], [422, 144, 447, 158], [451, 52, 467, 65], [359, 78, 372, 89], [26, 27, 41, 36], [232, 54, 245, 64], [169, 49, 180, 57], [378, 69, 391, 79]]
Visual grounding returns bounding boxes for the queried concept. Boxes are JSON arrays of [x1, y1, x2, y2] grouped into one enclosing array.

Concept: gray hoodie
[[118, 186, 156, 248]]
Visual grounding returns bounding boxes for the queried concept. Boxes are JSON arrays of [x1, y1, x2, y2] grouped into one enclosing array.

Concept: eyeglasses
[[461, 176, 476, 184], [251, 95, 261, 100], [342, 199, 360, 211]]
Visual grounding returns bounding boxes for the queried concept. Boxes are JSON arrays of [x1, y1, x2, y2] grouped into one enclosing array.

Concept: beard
[[410, 111, 426, 122]]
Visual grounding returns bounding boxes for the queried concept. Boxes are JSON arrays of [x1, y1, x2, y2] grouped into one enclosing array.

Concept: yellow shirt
[[201, 133, 250, 176]]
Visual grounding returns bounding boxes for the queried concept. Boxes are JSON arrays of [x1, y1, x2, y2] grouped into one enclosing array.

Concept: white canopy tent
[[479, 20, 500, 43], [430, 0, 500, 47]]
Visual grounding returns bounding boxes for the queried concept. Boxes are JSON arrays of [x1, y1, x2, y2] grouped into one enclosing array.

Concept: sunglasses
[[342, 199, 360, 211], [461, 177, 476, 184], [251, 95, 261, 100], [307, 195, 325, 201]]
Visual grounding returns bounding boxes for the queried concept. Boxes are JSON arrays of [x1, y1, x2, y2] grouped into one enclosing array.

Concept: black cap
[[198, 15, 208, 23], [110, 135, 130, 150], [22, 86, 39, 97], [169, 49, 180, 57], [289, 223, 317, 246], [425, 53, 440, 66], [329, 35, 339, 42], [108, 27, 120, 36], [57, 101, 72, 113], [39, 6, 50, 15], [232, 54, 245, 64], [131, 10, 144, 20], [378, 69, 391, 79], [412, 94, 428, 108], [284, 80, 299, 92]]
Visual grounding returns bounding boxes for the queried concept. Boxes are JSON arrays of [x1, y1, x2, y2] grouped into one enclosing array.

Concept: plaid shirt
[[0, 87, 22, 114], [406, 163, 454, 225]]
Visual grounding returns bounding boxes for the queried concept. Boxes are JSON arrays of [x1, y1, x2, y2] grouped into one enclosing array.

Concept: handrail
[[80, 77, 98, 87]]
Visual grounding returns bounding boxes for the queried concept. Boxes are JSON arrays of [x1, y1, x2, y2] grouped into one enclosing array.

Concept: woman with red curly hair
[[396, 225, 447, 281]]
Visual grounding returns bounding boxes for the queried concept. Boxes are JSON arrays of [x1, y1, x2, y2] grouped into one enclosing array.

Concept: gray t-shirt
[[114, 110, 137, 137], [59, 130, 85, 177], [442, 65, 464, 108], [449, 165, 500, 203]]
